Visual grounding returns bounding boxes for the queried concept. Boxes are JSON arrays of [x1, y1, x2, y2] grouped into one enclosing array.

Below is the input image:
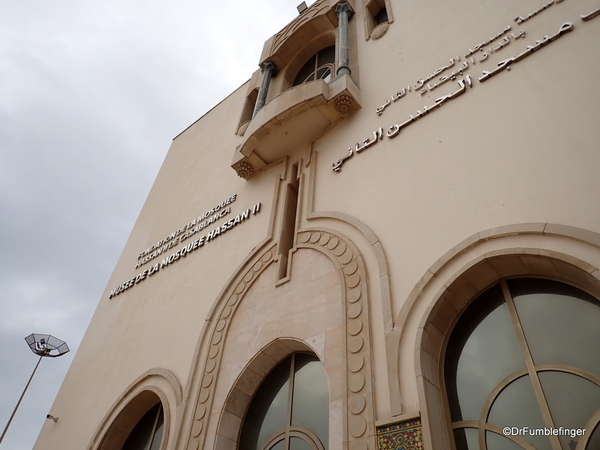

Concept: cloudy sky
[[0, 1, 313, 448]]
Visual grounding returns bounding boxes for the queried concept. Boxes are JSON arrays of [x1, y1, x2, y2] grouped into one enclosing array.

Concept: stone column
[[252, 61, 277, 118], [335, 2, 353, 77]]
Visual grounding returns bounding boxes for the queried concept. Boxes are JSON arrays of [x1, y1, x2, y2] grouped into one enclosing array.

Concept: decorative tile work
[[377, 419, 424, 450]]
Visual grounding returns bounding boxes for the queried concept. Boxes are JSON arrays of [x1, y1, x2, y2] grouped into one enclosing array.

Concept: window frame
[[239, 353, 328, 450], [120, 402, 165, 450], [364, 0, 393, 40], [443, 278, 600, 450], [291, 46, 336, 87]]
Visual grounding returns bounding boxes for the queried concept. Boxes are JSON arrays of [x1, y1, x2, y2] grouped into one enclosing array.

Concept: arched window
[[121, 402, 164, 450], [364, 0, 392, 39], [373, 7, 388, 25], [239, 353, 329, 450], [292, 46, 335, 87], [445, 278, 600, 450]]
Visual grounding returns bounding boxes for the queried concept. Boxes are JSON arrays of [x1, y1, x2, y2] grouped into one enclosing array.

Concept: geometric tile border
[[377, 419, 424, 450]]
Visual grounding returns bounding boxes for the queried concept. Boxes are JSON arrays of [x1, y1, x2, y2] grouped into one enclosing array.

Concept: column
[[335, 2, 353, 77], [252, 61, 277, 118]]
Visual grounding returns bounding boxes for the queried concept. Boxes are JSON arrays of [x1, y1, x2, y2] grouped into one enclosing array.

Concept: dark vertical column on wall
[[252, 61, 277, 118], [335, 2, 353, 76], [278, 164, 299, 280]]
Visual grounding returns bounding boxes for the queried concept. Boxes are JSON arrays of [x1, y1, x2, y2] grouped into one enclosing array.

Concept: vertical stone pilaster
[[298, 230, 376, 450]]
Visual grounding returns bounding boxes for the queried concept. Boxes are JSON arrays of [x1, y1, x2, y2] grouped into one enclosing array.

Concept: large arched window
[[292, 46, 335, 87], [445, 278, 600, 450], [121, 402, 164, 450], [239, 353, 329, 450]]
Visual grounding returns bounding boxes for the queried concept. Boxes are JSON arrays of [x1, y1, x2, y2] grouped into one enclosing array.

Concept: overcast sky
[[0, 1, 313, 448]]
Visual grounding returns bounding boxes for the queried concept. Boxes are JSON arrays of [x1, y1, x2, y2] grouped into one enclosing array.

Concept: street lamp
[[0, 334, 69, 445]]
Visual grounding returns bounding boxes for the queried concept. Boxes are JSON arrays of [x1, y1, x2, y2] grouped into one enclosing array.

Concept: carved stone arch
[[184, 228, 376, 450], [183, 245, 278, 450], [88, 368, 182, 450], [397, 223, 600, 334], [261, 0, 340, 71], [407, 226, 600, 450], [279, 32, 337, 91], [213, 338, 322, 450], [296, 228, 376, 450]]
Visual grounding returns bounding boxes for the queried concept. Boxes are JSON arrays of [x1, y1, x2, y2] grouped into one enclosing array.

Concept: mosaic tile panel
[[377, 419, 424, 450]]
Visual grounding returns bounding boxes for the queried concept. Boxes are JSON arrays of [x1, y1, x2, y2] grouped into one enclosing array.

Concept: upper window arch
[[292, 46, 335, 87], [279, 32, 337, 92], [445, 278, 600, 450], [95, 389, 168, 450], [121, 402, 164, 450], [239, 353, 329, 450]]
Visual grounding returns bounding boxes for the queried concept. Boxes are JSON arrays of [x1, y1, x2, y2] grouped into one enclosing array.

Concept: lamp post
[[0, 334, 69, 445]]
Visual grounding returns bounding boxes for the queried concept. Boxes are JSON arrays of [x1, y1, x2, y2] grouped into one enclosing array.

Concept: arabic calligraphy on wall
[[332, 3, 600, 173], [376, 0, 570, 117], [333, 75, 473, 172], [375, 24, 524, 117]]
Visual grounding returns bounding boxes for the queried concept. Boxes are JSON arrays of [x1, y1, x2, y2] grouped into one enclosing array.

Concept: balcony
[[232, 73, 361, 179]]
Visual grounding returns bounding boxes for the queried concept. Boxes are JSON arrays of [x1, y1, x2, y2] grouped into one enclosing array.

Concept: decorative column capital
[[335, 2, 354, 20], [260, 60, 278, 76]]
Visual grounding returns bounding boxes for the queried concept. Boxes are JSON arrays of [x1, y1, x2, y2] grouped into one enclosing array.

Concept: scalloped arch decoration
[[184, 228, 376, 450], [88, 369, 182, 450]]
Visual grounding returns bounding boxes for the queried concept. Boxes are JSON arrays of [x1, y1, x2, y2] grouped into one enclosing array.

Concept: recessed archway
[[214, 339, 323, 450], [416, 251, 600, 450], [87, 369, 181, 450], [96, 390, 164, 450]]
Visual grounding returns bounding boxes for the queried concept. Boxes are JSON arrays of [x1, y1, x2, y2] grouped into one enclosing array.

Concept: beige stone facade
[[34, 1, 600, 449]]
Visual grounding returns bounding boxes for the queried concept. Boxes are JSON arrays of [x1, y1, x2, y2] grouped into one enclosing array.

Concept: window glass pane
[[453, 428, 479, 450], [149, 408, 164, 450], [445, 284, 525, 421], [538, 371, 600, 450], [291, 354, 329, 449], [374, 8, 388, 25], [293, 47, 335, 87], [586, 421, 600, 450], [268, 439, 286, 450], [317, 46, 335, 65], [315, 67, 331, 81], [241, 353, 329, 450], [488, 375, 551, 450], [509, 279, 600, 377], [293, 56, 317, 86], [122, 403, 161, 450], [240, 357, 291, 450], [485, 430, 525, 450], [289, 436, 314, 450]]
